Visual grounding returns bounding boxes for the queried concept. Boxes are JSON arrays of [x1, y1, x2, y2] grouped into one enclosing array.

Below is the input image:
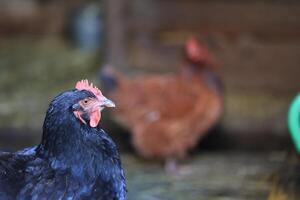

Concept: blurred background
[[0, 0, 299, 199]]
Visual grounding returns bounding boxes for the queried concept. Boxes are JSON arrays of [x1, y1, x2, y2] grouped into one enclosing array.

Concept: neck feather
[[38, 110, 119, 181]]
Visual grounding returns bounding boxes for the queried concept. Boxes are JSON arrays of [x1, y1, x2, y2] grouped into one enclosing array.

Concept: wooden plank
[[128, 36, 300, 93], [105, 0, 300, 94], [128, 1, 300, 40], [104, 0, 128, 69], [0, 1, 69, 35]]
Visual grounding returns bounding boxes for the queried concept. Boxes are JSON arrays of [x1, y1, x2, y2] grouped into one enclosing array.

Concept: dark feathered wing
[[0, 135, 126, 200], [0, 147, 70, 200], [0, 151, 33, 200]]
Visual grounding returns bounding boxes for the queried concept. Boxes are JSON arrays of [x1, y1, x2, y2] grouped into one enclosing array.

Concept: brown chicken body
[[103, 37, 223, 160]]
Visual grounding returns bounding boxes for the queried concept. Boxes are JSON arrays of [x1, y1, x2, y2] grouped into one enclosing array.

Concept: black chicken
[[0, 80, 126, 200]]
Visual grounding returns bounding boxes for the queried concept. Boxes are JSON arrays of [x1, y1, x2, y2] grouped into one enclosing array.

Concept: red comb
[[75, 79, 103, 100], [185, 37, 214, 66], [185, 37, 204, 57]]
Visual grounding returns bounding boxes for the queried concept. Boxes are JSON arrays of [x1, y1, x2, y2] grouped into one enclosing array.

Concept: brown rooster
[[101, 37, 223, 167]]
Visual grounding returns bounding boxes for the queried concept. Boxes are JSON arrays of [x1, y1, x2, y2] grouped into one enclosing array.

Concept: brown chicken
[[101, 37, 223, 163]]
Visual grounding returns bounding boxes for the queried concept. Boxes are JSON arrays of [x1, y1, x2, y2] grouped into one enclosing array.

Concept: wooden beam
[[128, 1, 300, 40], [104, 0, 127, 70]]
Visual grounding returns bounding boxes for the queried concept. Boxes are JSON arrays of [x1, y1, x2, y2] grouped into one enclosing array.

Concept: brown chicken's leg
[[165, 158, 179, 174], [165, 156, 194, 176]]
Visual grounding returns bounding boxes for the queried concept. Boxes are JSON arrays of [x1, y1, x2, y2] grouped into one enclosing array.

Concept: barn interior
[[0, 0, 299, 199]]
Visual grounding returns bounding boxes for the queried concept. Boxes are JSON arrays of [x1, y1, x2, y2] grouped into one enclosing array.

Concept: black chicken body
[[0, 81, 126, 200]]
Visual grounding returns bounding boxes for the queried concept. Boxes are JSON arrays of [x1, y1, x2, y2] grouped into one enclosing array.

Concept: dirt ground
[[124, 151, 285, 200]]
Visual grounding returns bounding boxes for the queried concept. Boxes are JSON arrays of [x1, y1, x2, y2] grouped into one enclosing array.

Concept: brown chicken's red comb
[[75, 79, 103, 100], [185, 36, 215, 67], [186, 37, 206, 59]]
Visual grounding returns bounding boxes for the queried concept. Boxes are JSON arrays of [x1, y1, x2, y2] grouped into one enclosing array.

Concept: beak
[[100, 97, 116, 108]]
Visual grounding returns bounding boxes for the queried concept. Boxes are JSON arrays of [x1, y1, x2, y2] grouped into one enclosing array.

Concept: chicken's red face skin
[[73, 97, 102, 127], [73, 79, 115, 127]]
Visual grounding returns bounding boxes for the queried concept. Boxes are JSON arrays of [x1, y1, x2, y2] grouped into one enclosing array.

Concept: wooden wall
[[105, 0, 300, 149], [106, 0, 300, 91], [0, 0, 87, 35]]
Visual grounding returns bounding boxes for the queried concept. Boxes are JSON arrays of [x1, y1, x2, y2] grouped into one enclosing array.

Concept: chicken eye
[[82, 99, 89, 105]]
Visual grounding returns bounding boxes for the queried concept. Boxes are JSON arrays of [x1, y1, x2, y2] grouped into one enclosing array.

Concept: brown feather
[[107, 38, 223, 159]]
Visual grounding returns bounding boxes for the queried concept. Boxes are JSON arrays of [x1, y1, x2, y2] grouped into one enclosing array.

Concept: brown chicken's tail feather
[[99, 65, 126, 94]]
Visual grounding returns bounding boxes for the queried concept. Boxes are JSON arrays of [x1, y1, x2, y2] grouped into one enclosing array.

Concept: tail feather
[[99, 65, 125, 94]]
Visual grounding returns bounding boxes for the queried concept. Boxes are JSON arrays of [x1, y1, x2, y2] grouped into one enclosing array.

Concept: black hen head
[[36, 80, 121, 175], [40, 80, 115, 157]]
